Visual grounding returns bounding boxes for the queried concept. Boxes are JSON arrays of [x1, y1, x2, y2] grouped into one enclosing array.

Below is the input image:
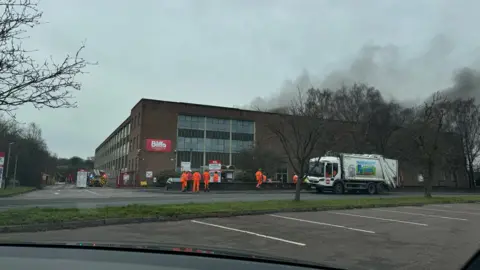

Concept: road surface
[[0, 183, 475, 210], [1, 203, 479, 269]]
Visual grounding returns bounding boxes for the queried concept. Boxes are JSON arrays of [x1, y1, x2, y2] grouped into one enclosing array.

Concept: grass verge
[[0, 187, 36, 198], [2, 195, 480, 227]]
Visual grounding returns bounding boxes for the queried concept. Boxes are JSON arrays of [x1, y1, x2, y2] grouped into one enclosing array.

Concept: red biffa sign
[[145, 139, 172, 152]]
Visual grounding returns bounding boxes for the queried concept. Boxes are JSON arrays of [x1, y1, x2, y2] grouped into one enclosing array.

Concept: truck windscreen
[[308, 161, 324, 177]]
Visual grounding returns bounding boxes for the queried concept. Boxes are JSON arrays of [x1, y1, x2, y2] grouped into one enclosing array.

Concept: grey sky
[[12, 0, 480, 158]]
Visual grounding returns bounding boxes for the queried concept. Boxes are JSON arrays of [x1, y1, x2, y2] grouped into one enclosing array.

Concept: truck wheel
[[333, 182, 344, 194], [367, 183, 377, 195], [376, 183, 385, 194]]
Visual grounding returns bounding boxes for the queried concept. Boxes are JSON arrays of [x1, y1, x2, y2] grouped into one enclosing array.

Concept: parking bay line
[[83, 189, 101, 196], [269, 214, 375, 234], [404, 206, 480, 216], [331, 212, 428, 226], [372, 209, 468, 221], [191, 220, 306, 246], [428, 204, 480, 211]]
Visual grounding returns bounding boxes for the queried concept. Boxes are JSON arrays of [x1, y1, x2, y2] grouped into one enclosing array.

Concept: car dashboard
[[0, 244, 338, 270]]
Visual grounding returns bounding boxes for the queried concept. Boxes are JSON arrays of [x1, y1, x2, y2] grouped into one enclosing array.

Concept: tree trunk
[[294, 177, 301, 201], [294, 169, 303, 201], [424, 159, 433, 198], [468, 163, 475, 190]]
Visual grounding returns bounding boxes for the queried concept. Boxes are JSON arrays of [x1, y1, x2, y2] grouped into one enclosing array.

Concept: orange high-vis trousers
[[193, 180, 200, 192], [204, 181, 209, 190]]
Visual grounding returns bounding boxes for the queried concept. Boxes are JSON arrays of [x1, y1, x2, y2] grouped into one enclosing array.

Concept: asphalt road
[[0, 184, 468, 210], [1, 203, 479, 269]]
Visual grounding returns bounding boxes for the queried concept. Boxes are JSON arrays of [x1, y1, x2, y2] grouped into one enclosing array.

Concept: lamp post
[[13, 154, 18, 188], [4, 142, 14, 189]]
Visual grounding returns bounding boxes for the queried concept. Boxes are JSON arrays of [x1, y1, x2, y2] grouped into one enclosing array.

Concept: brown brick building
[[94, 98, 470, 188], [94, 99, 289, 186]]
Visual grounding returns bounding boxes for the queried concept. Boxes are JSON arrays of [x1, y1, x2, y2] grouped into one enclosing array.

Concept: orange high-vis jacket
[[203, 172, 210, 182], [193, 172, 201, 181], [213, 173, 219, 182], [255, 171, 263, 182], [181, 173, 186, 182]]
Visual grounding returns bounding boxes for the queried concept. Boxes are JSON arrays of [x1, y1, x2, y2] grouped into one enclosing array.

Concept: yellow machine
[[88, 170, 108, 187]]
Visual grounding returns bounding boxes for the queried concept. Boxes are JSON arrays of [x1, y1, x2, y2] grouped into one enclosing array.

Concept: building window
[[206, 117, 229, 132], [178, 128, 204, 138], [205, 138, 229, 153], [206, 130, 230, 140], [231, 140, 253, 153], [232, 133, 254, 141], [177, 137, 204, 152], [232, 120, 254, 134], [178, 115, 204, 130]]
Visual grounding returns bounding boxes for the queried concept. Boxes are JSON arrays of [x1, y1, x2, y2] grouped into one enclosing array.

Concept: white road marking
[[372, 209, 468, 221], [331, 212, 428, 226], [428, 204, 480, 211], [191, 220, 306, 246], [83, 189, 101, 196], [53, 192, 59, 195], [433, 204, 453, 208], [404, 206, 480, 216], [269, 214, 375, 234]]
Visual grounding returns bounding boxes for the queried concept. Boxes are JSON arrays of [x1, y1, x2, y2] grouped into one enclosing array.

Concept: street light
[[4, 142, 14, 189]]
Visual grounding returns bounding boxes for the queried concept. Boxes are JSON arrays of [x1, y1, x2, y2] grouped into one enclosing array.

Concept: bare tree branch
[[0, 0, 95, 112]]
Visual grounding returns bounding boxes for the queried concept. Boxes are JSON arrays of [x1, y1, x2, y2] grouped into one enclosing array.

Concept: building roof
[[94, 116, 130, 153]]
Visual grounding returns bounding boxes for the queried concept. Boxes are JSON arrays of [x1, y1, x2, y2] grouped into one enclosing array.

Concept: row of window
[[178, 115, 254, 134], [96, 123, 130, 158], [177, 129, 254, 141], [177, 137, 254, 153]]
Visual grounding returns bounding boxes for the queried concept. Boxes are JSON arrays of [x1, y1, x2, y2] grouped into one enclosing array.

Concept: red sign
[[145, 139, 172, 152], [209, 160, 221, 164], [0, 152, 4, 167]]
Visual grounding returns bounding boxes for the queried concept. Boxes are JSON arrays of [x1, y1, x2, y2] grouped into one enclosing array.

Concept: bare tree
[[366, 101, 415, 155], [330, 83, 384, 153], [447, 98, 480, 188], [236, 139, 284, 177], [0, 0, 93, 112], [265, 88, 328, 201], [410, 92, 451, 198]]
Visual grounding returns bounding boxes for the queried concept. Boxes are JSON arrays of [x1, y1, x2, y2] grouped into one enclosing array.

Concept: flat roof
[[94, 116, 130, 153], [137, 98, 269, 114]]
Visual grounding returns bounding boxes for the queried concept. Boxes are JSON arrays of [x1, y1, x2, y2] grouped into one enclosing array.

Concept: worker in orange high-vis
[[213, 171, 219, 183], [255, 169, 263, 188], [203, 170, 210, 192], [180, 171, 187, 192], [293, 174, 298, 185], [192, 171, 201, 192], [186, 170, 193, 191]]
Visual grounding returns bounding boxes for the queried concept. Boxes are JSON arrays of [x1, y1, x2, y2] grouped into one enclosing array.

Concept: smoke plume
[[249, 34, 480, 111]]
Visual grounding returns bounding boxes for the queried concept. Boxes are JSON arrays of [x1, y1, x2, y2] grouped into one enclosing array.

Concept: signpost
[[180, 161, 191, 172], [208, 160, 222, 182]]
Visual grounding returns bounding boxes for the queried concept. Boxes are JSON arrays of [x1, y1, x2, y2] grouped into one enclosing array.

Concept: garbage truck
[[306, 152, 399, 194]]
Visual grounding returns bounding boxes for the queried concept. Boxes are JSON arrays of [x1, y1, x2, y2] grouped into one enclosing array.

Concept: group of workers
[[180, 170, 219, 192], [180, 168, 306, 192], [256, 169, 306, 188]]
